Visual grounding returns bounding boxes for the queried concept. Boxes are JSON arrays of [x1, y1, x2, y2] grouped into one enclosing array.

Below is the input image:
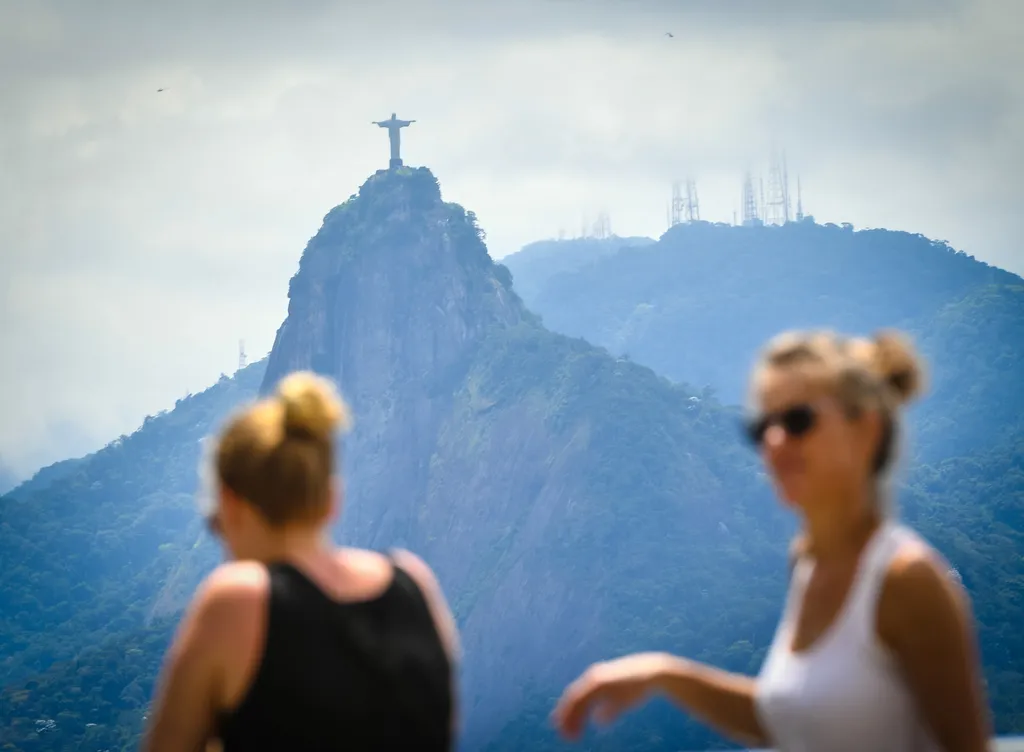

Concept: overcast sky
[[1, 0, 1022, 479]]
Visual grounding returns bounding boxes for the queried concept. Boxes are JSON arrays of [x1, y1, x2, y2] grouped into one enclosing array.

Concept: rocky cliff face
[[0, 166, 788, 751], [262, 168, 525, 555], [4, 167, 1020, 751], [253, 166, 785, 748]]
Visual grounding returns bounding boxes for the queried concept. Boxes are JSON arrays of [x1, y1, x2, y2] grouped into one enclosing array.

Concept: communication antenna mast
[[669, 181, 684, 227], [741, 172, 762, 227], [684, 178, 700, 222], [764, 148, 791, 225], [670, 179, 700, 226], [782, 153, 791, 219], [238, 340, 247, 371], [795, 176, 805, 222], [593, 210, 611, 239]]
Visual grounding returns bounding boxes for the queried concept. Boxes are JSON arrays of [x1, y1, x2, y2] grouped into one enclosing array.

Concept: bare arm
[[654, 656, 768, 747], [878, 548, 991, 752], [142, 586, 222, 752], [554, 652, 767, 748], [143, 564, 266, 752]]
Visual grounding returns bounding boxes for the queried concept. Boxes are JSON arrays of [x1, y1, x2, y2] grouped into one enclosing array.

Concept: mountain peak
[[358, 164, 443, 206], [260, 170, 525, 397]]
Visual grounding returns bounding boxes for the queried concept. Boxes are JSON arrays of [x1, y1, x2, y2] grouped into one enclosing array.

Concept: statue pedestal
[[389, 158, 404, 169]]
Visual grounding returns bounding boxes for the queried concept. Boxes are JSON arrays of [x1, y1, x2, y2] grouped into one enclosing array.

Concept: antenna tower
[[764, 149, 791, 225], [741, 172, 762, 227], [238, 340, 247, 371], [795, 176, 804, 222], [593, 210, 611, 239], [684, 178, 700, 222], [670, 179, 700, 226], [669, 181, 684, 227]]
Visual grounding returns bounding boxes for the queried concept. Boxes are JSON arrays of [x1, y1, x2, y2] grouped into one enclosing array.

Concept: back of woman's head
[[215, 371, 353, 526]]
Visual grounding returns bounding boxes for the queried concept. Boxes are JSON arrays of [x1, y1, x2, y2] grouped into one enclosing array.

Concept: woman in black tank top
[[142, 372, 458, 752]]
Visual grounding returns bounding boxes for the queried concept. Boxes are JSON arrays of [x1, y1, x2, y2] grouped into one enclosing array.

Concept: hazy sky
[[1, 0, 1022, 478]]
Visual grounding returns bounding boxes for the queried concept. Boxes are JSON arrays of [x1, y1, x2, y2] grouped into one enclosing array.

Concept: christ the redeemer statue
[[372, 113, 415, 169]]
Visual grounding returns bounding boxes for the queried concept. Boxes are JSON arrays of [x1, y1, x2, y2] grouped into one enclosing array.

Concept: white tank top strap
[[782, 521, 911, 649], [837, 521, 914, 649]]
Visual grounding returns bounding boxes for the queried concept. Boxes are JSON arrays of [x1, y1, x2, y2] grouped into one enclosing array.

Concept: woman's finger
[[553, 677, 602, 739]]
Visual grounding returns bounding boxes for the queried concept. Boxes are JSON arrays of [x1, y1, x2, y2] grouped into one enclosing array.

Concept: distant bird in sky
[[157, 88, 167, 93], [665, 31, 674, 37]]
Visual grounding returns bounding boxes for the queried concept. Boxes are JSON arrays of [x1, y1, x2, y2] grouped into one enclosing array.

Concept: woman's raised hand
[[552, 652, 673, 741]]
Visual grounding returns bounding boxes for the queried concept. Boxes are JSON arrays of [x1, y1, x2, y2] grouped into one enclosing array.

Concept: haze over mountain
[[3, 0, 1022, 486], [500, 221, 1024, 743], [1, 167, 787, 752], [504, 222, 1024, 462], [0, 460, 18, 497], [3, 163, 1023, 751]]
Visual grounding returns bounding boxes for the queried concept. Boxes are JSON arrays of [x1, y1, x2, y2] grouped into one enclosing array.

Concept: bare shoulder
[[201, 560, 268, 596], [391, 548, 442, 592], [191, 561, 269, 623], [340, 546, 392, 575], [878, 536, 968, 641], [887, 539, 959, 601]]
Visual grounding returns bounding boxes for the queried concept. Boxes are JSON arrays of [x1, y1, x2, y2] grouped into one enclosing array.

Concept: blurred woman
[[553, 329, 990, 752], [144, 371, 458, 752]]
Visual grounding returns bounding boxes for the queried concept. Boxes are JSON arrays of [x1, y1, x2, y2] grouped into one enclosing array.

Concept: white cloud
[[1, 0, 1021, 476]]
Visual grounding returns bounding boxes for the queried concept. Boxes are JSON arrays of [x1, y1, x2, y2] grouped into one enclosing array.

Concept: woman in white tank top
[[553, 328, 990, 751]]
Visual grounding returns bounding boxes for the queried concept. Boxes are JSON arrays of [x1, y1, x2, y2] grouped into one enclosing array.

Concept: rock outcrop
[[254, 166, 783, 747]]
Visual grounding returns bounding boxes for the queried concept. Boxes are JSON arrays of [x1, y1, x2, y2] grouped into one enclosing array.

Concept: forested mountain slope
[[503, 221, 1023, 464], [499, 221, 1024, 745], [2, 169, 785, 752], [3, 188, 1021, 752]]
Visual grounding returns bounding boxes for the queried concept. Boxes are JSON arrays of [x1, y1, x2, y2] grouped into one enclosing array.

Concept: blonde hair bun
[[276, 371, 353, 440], [871, 329, 925, 405]]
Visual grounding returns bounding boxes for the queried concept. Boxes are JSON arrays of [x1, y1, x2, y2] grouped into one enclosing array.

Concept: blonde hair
[[755, 328, 925, 445], [213, 371, 352, 526], [753, 329, 926, 559]]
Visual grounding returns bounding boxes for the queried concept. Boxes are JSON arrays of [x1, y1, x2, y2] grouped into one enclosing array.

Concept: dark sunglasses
[[744, 404, 818, 447]]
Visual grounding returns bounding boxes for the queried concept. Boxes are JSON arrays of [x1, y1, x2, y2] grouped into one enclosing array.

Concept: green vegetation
[[498, 224, 1024, 745], [0, 362, 265, 750], [1, 174, 1020, 752]]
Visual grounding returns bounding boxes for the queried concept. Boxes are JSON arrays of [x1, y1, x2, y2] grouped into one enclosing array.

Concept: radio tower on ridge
[[764, 148, 791, 225], [741, 172, 762, 227], [669, 181, 684, 227], [238, 340, 247, 372], [669, 179, 700, 228], [684, 178, 700, 222]]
